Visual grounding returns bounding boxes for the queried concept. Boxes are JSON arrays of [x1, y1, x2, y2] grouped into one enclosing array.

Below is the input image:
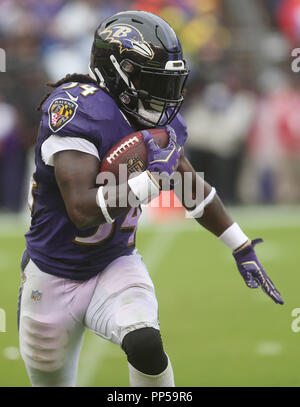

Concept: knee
[[20, 315, 68, 372], [121, 327, 168, 375]]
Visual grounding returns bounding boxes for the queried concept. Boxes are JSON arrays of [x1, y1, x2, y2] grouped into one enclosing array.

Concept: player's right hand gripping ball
[[142, 125, 181, 176], [233, 239, 284, 305]]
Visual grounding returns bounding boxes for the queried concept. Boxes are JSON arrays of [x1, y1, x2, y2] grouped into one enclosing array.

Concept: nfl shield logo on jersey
[[48, 98, 78, 132], [31, 290, 42, 302]]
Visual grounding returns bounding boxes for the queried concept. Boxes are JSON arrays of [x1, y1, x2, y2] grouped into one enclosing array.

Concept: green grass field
[[0, 206, 300, 387]]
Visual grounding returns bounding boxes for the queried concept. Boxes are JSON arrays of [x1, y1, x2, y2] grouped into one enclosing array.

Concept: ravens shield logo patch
[[48, 98, 78, 132]]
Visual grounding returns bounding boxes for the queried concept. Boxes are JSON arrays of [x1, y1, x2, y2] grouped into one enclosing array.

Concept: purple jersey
[[25, 82, 188, 280]]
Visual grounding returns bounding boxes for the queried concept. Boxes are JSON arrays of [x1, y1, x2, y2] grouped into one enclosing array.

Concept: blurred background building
[[0, 0, 299, 211]]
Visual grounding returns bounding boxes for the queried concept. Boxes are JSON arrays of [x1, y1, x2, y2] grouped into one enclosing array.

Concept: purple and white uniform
[[25, 82, 188, 280], [19, 82, 187, 387]]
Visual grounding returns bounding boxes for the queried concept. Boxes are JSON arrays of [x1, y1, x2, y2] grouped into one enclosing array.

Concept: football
[[100, 129, 169, 180]]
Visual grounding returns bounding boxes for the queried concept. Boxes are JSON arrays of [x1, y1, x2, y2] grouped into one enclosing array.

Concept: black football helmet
[[89, 10, 189, 127]]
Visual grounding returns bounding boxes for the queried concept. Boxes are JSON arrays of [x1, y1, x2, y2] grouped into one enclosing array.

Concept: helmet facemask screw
[[120, 93, 131, 105]]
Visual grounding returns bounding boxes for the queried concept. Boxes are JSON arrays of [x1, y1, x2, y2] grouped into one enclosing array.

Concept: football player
[[18, 10, 283, 387]]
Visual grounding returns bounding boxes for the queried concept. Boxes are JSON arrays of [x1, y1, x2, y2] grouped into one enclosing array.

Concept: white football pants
[[18, 253, 160, 387]]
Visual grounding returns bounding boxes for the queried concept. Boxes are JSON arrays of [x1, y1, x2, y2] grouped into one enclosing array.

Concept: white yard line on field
[[255, 341, 283, 356], [138, 204, 300, 232], [3, 346, 20, 360], [77, 228, 179, 387], [2, 205, 300, 238]]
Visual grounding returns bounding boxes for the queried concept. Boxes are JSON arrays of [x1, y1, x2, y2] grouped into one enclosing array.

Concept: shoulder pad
[[42, 83, 118, 125], [163, 113, 188, 147]]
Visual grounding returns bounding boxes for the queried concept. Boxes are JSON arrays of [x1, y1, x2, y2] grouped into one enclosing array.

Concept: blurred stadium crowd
[[0, 0, 299, 212]]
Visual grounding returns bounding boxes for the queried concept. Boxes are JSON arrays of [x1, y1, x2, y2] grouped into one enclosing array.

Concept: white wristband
[[186, 187, 216, 218], [128, 171, 160, 204], [218, 222, 248, 251], [96, 186, 114, 224]]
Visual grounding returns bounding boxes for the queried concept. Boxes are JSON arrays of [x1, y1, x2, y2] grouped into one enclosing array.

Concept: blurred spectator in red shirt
[[242, 68, 300, 204], [130, 0, 163, 14], [277, 0, 300, 45]]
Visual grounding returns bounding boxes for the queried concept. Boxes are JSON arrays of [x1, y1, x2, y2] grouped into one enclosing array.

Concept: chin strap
[[137, 100, 162, 125], [88, 63, 107, 90], [89, 58, 164, 127], [110, 55, 135, 90]]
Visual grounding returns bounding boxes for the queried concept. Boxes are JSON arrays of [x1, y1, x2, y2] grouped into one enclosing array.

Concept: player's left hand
[[233, 238, 284, 305], [142, 125, 181, 176]]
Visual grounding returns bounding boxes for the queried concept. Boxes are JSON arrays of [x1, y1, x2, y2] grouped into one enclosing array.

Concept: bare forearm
[[64, 184, 133, 230], [177, 155, 233, 236], [54, 150, 161, 230], [195, 192, 233, 236], [54, 150, 134, 230]]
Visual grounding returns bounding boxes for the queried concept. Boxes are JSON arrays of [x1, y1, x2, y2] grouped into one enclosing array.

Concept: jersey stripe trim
[[41, 135, 100, 166]]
